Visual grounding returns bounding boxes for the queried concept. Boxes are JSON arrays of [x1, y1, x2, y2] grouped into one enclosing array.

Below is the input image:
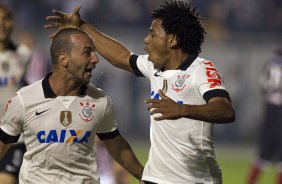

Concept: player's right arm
[[45, 6, 133, 73]]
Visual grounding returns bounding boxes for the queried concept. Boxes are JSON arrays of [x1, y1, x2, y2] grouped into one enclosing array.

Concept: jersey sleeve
[[194, 60, 230, 102], [129, 54, 154, 79], [96, 95, 118, 134], [0, 94, 24, 138]]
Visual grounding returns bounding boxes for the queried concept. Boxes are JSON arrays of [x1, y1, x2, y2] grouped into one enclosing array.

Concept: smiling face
[[0, 5, 13, 43], [144, 18, 172, 69], [65, 33, 99, 85]]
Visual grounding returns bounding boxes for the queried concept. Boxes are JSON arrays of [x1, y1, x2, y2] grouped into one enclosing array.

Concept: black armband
[[0, 128, 20, 144], [203, 89, 232, 103], [96, 129, 121, 140], [129, 54, 144, 77]]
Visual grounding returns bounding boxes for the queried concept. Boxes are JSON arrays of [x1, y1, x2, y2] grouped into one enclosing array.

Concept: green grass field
[[129, 144, 277, 184]]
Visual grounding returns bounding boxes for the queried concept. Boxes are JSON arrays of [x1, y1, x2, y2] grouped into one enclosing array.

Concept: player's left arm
[[146, 89, 235, 123], [102, 135, 144, 180]]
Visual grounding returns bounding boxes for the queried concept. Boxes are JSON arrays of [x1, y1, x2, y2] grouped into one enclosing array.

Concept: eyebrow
[[82, 46, 95, 52]]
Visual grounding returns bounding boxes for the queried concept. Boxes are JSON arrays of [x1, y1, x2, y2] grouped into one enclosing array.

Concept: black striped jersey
[[0, 73, 118, 184], [130, 54, 231, 184]]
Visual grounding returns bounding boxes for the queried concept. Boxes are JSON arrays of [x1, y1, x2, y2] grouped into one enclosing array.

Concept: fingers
[[74, 5, 81, 14], [49, 33, 56, 39], [44, 23, 61, 29], [46, 16, 61, 22], [149, 108, 164, 121], [52, 9, 67, 17], [150, 108, 161, 115], [158, 89, 168, 100], [145, 99, 160, 104], [147, 103, 161, 111], [154, 116, 165, 121]]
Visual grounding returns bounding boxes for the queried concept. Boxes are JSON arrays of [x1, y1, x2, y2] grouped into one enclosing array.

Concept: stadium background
[[4, 0, 282, 183]]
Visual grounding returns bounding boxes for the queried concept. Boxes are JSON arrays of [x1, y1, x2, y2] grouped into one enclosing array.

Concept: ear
[[59, 53, 68, 67], [169, 34, 178, 48]]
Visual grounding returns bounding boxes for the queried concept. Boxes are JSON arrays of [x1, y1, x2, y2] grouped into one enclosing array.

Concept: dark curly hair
[[151, 0, 206, 55]]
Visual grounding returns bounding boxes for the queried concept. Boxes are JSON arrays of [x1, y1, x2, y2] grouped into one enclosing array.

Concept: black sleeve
[[0, 128, 20, 144], [129, 54, 144, 77], [96, 129, 121, 140], [203, 89, 232, 103]]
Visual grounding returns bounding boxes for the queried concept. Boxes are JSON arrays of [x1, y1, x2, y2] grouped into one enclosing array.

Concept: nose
[[144, 35, 150, 45], [91, 51, 99, 64]]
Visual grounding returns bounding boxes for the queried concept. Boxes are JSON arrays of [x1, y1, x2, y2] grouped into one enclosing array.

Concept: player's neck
[[48, 72, 81, 96], [165, 51, 189, 70]]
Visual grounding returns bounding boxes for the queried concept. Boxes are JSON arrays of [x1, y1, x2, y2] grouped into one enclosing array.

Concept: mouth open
[[85, 68, 93, 78], [85, 68, 92, 74]]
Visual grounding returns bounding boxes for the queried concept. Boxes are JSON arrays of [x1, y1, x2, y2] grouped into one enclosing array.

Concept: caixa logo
[[37, 130, 91, 143], [151, 91, 183, 104]]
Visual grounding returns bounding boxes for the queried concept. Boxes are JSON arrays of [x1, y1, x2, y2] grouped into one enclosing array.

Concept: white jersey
[[0, 44, 31, 116], [0, 73, 118, 184], [130, 54, 230, 184]]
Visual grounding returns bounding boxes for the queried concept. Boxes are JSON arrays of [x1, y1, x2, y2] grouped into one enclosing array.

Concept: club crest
[[60, 111, 72, 127], [79, 100, 95, 123], [172, 74, 189, 92]]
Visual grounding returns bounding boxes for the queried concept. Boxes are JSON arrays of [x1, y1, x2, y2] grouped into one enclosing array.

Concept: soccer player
[[45, 1, 235, 183], [0, 28, 144, 184], [0, 3, 31, 184], [247, 49, 282, 184]]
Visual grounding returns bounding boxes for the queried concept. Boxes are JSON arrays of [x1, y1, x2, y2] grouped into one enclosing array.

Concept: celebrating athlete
[[0, 28, 144, 184], [45, 1, 235, 183]]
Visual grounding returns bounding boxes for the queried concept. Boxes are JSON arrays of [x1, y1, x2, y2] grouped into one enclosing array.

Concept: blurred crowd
[[5, 0, 282, 31]]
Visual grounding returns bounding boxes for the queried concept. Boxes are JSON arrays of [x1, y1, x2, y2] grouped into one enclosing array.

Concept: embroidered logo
[[79, 101, 95, 123], [60, 111, 72, 127], [172, 74, 190, 92], [36, 109, 51, 116]]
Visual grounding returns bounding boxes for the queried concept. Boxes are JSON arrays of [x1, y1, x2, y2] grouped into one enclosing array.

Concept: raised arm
[[102, 135, 144, 181], [45, 6, 133, 72]]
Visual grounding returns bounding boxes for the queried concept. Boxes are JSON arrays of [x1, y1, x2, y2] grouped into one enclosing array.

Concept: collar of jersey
[[42, 72, 87, 98], [177, 54, 198, 70], [159, 54, 198, 72]]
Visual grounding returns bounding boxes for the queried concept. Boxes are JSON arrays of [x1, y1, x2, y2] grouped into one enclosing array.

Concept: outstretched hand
[[44, 5, 83, 38], [145, 89, 184, 121]]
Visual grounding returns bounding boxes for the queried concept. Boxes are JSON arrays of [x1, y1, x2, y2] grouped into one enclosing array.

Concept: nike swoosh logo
[[35, 109, 51, 116], [154, 71, 160, 77]]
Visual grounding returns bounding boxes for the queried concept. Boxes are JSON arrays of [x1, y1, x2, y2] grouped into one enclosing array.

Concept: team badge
[[60, 111, 72, 127], [172, 74, 190, 92], [162, 80, 168, 94], [79, 100, 95, 123]]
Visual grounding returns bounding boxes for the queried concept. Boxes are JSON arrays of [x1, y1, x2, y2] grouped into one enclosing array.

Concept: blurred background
[[2, 0, 282, 183]]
